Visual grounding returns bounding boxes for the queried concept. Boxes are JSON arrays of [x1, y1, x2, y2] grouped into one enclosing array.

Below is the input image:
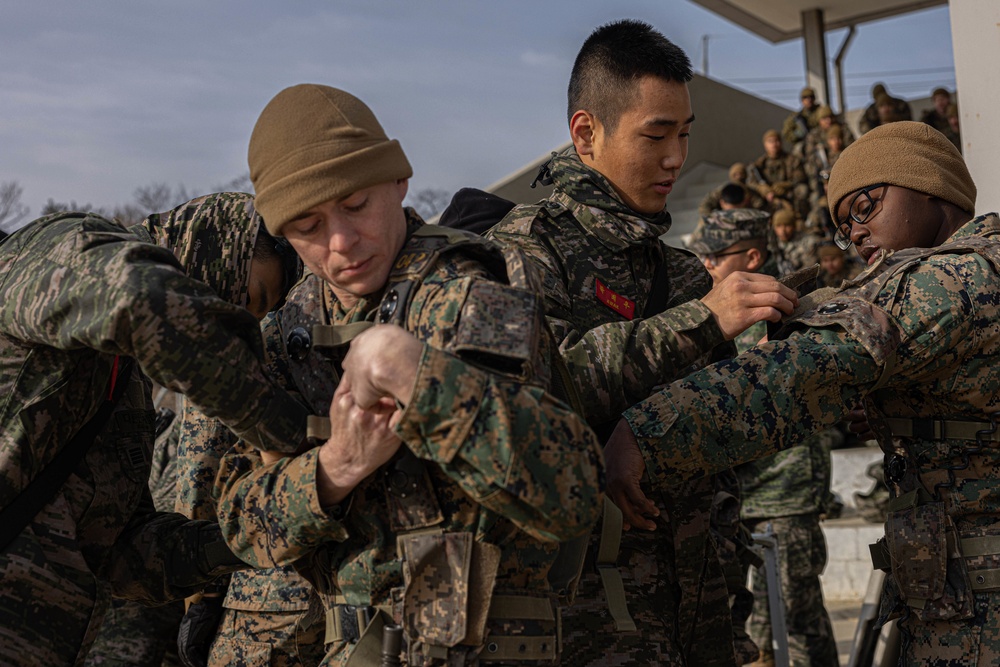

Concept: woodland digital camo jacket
[[488, 150, 743, 666], [0, 193, 305, 665], [625, 213, 1000, 664], [215, 212, 603, 665]]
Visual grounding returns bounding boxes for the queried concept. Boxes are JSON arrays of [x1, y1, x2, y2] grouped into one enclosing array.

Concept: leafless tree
[[406, 187, 452, 220], [0, 181, 30, 233], [215, 173, 253, 194]]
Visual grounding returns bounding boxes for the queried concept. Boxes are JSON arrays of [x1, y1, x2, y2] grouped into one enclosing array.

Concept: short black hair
[[568, 19, 692, 134], [253, 227, 302, 308], [720, 183, 749, 207]]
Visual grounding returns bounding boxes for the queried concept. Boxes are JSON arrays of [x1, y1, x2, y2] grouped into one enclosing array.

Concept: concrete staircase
[[662, 161, 729, 248], [821, 445, 885, 601]]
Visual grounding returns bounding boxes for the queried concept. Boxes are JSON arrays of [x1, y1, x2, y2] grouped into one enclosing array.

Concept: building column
[[949, 0, 999, 214], [801, 8, 830, 106]]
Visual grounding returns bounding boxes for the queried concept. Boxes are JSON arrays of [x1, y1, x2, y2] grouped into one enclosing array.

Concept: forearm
[[216, 444, 349, 568], [624, 333, 877, 488], [395, 345, 604, 542], [554, 300, 726, 424], [0, 220, 305, 452]]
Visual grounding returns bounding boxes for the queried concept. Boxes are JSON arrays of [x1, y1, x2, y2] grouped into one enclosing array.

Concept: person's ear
[[570, 110, 599, 157], [746, 247, 764, 272]]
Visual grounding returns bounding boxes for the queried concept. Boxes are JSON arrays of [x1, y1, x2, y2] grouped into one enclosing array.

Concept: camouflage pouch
[[400, 532, 500, 651], [885, 493, 974, 621]]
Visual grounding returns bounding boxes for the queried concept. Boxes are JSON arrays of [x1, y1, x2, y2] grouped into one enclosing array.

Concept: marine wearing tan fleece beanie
[[826, 121, 976, 221], [248, 84, 413, 236]]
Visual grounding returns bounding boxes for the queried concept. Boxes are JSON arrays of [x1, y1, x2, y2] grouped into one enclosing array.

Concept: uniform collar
[[946, 212, 1000, 241], [547, 150, 671, 251]]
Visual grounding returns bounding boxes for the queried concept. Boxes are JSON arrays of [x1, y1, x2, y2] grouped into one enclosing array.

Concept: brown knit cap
[[817, 243, 845, 259], [248, 84, 413, 236], [827, 121, 976, 220], [771, 207, 797, 229]]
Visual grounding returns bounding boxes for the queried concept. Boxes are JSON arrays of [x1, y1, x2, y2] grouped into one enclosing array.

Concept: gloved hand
[[177, 595, 225, 667]]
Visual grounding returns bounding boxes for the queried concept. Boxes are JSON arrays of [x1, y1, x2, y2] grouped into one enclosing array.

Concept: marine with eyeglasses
[[603, 121, 1000, 665]]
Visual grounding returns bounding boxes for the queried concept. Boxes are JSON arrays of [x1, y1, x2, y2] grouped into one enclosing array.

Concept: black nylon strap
[[0, 356, 135, 552]]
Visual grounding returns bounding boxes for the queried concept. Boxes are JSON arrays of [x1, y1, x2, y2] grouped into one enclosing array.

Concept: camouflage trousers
[[560, 477, 737, 666], [207, 607, 326, 667], [84, 598, 184, 667], [899, 591, 1000, 665], [744, 514, 838, 667]]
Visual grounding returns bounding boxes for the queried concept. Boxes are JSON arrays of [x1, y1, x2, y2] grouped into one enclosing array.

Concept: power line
[[726, 65, 953, 85]]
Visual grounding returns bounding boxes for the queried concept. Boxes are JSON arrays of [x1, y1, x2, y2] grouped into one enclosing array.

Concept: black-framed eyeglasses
[[698, 247, 750, 268], [834, 183, 888, 250]]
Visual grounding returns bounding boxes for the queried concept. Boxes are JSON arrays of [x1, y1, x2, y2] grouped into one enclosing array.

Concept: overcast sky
[[1, 2, 954, 223]]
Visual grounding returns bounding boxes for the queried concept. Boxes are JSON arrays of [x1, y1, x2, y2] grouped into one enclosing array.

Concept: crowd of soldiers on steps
[[1, 15, 981, 667]]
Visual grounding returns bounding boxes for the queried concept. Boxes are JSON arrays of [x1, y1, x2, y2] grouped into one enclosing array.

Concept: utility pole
[[702, 34, 710, 76]]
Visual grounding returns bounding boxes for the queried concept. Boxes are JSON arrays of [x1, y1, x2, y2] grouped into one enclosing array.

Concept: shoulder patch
[[453, 280, 540, 379]]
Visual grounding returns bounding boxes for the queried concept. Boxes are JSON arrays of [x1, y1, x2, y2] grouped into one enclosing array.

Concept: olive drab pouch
[[885, 491, 974, 621], [400, 532, 500, 651]]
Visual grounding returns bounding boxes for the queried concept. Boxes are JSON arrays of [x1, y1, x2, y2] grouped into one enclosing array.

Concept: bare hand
[[700, 271, 798, 340], [846, 405, 875, 442], [340, 324, 423, 409], [316, 374, 403, 505], [604, 419, 659, 531]]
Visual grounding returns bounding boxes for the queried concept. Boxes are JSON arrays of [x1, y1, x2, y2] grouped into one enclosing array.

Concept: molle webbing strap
[[306, 415, 331, 442], [312, 322, 374, 349], [883, 417, 1000, 442], [595, 497, 637, 632], [305, 321, 376, 442]]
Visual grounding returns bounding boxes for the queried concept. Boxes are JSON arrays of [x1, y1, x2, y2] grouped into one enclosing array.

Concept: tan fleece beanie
[[248, 84, 413, 236], [826, 121, 976, 221]]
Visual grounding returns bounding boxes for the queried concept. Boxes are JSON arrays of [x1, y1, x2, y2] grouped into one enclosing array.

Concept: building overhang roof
[[688, 0, 946, 42]]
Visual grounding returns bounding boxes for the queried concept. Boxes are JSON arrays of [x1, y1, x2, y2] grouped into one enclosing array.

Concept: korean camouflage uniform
[[86, 400, 185, 667], [624, 213, 1000, 665], [215, 210, 604, 666], [0, 193, 306, 666], [488, 151, 744, 666]]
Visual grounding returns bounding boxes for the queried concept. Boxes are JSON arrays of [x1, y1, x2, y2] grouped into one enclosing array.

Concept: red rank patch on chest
[[595, 278, 636, 320]]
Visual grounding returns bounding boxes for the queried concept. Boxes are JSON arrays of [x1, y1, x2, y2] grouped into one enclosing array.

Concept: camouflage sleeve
[[216, 442, 348, 568], [101, 486, 247, 602], [0, 214, 306, 452], [174, 395, 235, 521], [394, 343, 604, 543], [624, 257, 983, 487], [781, 114, 798, 145], [491, 227, 725, 424], [624, 328, 876, 488], [215, 310, 350, 568]]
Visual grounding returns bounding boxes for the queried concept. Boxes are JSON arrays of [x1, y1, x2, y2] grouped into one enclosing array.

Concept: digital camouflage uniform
[[0, 193, 306, 666], [215, 210, 604, 666], [747, 152, 810, 220], [170, 399, 326, 667], [859, 95, 913, 135], [624, 213, 1000, 665], [817, 261, 861, 289], [488, 151, 745, 666], [175, 389, 325, 666], [781, 107, 819, 158], [719, 240, 839, 667], [776, 234, 821, 273], [86, 406, 185, 667]]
